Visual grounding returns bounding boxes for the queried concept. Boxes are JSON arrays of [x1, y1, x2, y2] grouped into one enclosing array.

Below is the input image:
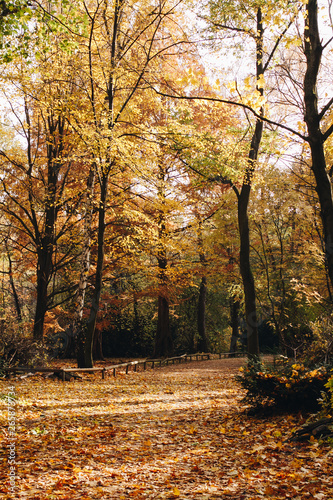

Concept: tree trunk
[[93, 328, 105, 360], [77, 0, 121, 367], [76, 166, 95, 321], [33, 247, 52, 339], [79, 175, 107, 368], [303, 0, 333, 292], [33, 203, 56, 340], [237, 8, 263, 359], [238, 125, 262, 359], [197, 221, 208, 352], [153, 246, 173, 358], [153, 164, 173, 358], [33, 116, 64, 340], [229, 295, 240, 355], [75, 165, 95, 367], [5, 242, 22, 322], [197, 276, 208, 352], [154, 294, 172, 358]]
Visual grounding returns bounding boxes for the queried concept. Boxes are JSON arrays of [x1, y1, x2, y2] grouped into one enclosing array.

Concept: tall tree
[[197, 220, 209, 352], [152, 0, 297, 357], [68, 0, 191, 367], [303, 0, 333, 291], [0, 39, 86, 339], [198, 2, 281, 357]]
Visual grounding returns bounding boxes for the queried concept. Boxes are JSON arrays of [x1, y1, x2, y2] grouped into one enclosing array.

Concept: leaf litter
[[0, 357, 332, 499]]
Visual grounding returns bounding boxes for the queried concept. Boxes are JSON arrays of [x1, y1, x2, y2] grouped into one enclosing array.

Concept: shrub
[[319, 374, 333, 415], [236, 357, 331, 411], [308, 316, 333, 365], [0, 319, 48, 372]]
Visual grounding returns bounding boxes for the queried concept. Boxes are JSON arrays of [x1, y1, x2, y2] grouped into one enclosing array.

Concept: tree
[[197, 220, 209, 352], [66, 0, 192, 367], [248, 158, 326, 354], [302, 0, 333, 292], [197, 0, 296, 357], [0, 36, 87, 340]]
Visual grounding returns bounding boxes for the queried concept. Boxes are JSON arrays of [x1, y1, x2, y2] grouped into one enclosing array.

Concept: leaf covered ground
[[1, 357, 333, 499]]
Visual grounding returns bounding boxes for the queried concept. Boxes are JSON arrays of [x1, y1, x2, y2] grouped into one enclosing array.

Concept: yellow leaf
[[244, 76, 252, 90], [173, 486, 180, 496], [257, 74, 265, 89]]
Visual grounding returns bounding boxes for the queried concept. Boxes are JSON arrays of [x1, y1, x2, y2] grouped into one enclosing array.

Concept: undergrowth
[[236, 356, 333, 413]]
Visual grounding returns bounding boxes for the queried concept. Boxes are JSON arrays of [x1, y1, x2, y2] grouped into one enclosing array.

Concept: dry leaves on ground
[[0, 357, 332, 499]]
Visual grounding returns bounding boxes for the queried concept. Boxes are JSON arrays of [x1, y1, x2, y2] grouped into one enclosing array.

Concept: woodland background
[[0, 0, 333, 368]]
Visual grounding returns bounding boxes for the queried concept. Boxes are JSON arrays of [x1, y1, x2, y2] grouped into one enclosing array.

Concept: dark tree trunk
[[154, 294, 172, 358], [197, 276, 208, 352], [93, 328, 105, 360], [77, 0, 123, 367], [153, 164, 173, 358], [153, 250, 173, 358], [75, 165, 95, 367], [238, 120, 261, 358], [34, 244, 53, 339], [79, 175, 107, 368], [76, 326, 86, 368], [303, 0, 333, 292], [33, 117, 64, 339], [229, 295, 240, 355], [197, 221, 208, 352], [6, 242, 22, 322], [236, 8, 263, 358]]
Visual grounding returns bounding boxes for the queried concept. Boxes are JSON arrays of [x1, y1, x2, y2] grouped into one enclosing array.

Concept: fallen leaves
[[0, 357, 332, 499]]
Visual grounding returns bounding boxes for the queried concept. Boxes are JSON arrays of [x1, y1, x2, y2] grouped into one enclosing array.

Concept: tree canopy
[[0, 0, 333, 366]]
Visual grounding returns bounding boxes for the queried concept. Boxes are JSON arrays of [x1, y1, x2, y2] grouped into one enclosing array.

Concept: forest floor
[[0, 357, 332, 499]]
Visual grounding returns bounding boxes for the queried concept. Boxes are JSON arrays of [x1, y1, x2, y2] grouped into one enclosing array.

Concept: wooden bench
[[3, 352, 219, 381]]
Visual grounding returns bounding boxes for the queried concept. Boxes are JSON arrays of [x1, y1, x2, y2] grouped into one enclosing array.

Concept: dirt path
[[157, 356, 247, 373], [0, 357, 332, 499]]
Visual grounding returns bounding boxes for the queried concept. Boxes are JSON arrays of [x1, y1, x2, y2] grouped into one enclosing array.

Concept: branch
[[263, 16, 295, 72], [322, 35, 333, 50], [323, 122, 333, 142], [173, 202, 226, 234], [205, 21, 252, 36], [149, 86, 308, 141], [0, 181, 37, 243], [319, 96, 333, 121], [212, 175, 240, 198]]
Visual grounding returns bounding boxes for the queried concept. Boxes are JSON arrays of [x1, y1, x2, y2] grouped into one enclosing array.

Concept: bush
[[307, 316, 333, 365], [320, 374, 333, 415], [236, 357, 332, 411], [0, 319, 48, 372]]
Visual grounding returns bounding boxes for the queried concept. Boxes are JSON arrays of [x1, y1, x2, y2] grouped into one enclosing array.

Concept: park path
[[0, 357, 332, 499]]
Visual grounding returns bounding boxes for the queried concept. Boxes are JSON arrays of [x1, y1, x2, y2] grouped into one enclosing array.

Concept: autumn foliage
[[1, 358, 333, 500], [237, 357, 333, 412], [0, 0, 333, 370]]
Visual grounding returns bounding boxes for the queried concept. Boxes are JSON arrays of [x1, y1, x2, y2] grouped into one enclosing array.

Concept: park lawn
[[0, 358, 332, 499]]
